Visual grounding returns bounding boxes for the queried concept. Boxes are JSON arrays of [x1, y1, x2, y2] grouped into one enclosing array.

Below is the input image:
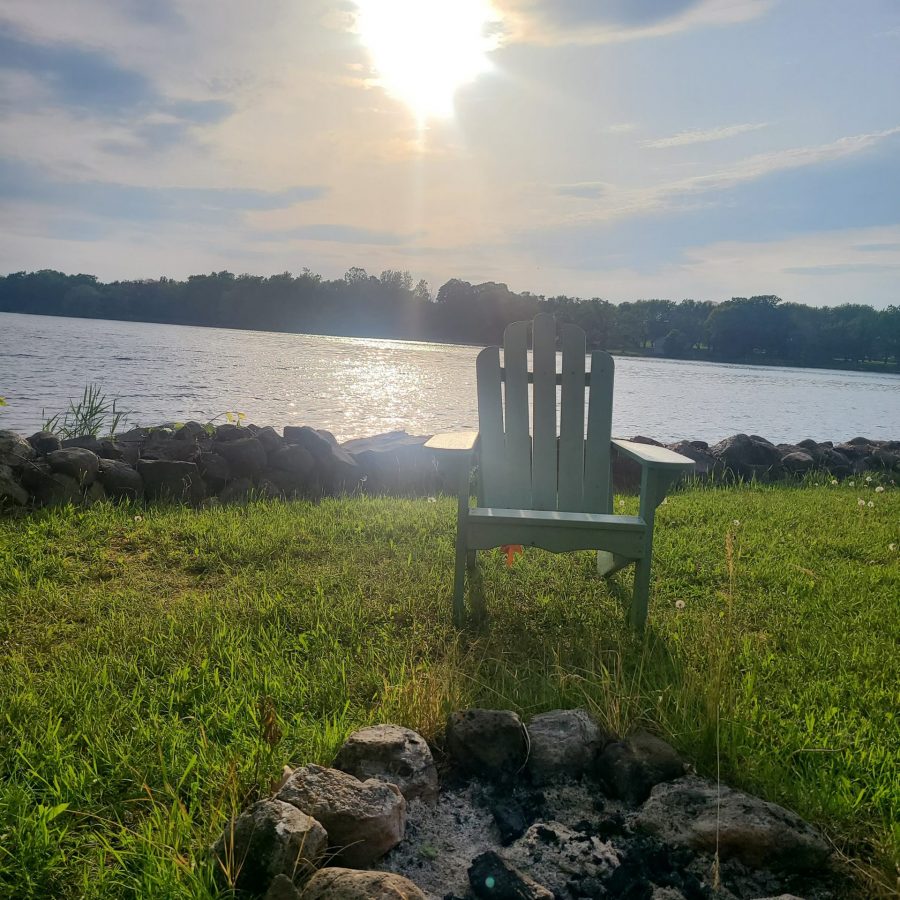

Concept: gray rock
[[28, 431, 61, 454], [255, 426, 285, 454], [667, 441, 720, 479], [216, 436, 267, 478], [468, 850, 554, 899], [711, 434, 782, 477], [218, 478, 255, 504], [283, 425, 334, 461], [334, 724, 439, 802], [83, 481, 106, 504], [302, 867, 427, 899], [446, 709, 528, 778], [342, 431, 439, 495], [270, 445, 315, 477], [780, 451, 816, 474], [60, 435, 102, 454], [197, 451, 230, 489], [142, 434, 200, 462], [818, 447, 852, 476], [595, 728, 686, 804], [212, 798, 326, 894], [97, 459, 144, 499], [21, 463, 82, 506], [215, 423, 247, 442], [277, 764, 406, 868], [0, 430, 35, 468], [651, 889, 687, 900], [263, 874, 301, 900], [0, 463, 28, 505], [46, 448, 100, 484], [137, 459, 206, 503], [174, 421, 206, 441], [872, 447, 899, 469], [526, 708, 607, 784], [635, 775, 830, 872]]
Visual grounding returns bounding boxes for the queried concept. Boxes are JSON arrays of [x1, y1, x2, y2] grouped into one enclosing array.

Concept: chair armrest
[[425, 431, 479, 452], [612, 439, 694, 470]]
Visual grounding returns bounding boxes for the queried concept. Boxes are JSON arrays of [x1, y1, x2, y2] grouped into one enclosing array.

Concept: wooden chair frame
[[426, 314, 693, 629]]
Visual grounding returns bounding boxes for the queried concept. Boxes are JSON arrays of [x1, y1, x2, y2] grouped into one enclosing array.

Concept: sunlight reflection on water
[[1, 312, 897, 443]]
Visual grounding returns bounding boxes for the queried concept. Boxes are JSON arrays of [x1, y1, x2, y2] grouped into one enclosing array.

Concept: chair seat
[[466, 507, 647, 556], [469, 507, 645, 529]]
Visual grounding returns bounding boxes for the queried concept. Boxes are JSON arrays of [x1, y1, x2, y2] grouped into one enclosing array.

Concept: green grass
[[1, 479, 898, 898]]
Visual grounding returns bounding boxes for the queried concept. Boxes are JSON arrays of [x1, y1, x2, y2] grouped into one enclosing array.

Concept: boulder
[[445, 709, 528, 778], [83, 481, 106, 504], [333, 724, 439, 802], [635, 775, 830, 872], [594, 728, 686, 805], [666, 441, 720, 479], [174, 421, 206, 441], [0, 430, 35, 469], [468, 851, 554, 899], [302, 867, 427, 899], [215, 423, 247, 442], [27, 431, 61, 454], [264, 874, 301, 900], [526, 708, 607, 784], [212, 798, 327, 894], [872, 447, 900, 469], [342, 431, 439, 495], [216, 436, 267, 478], [137, 459, 206, 503], [270, 445, 315, 478], [283, 425, 334, 461], [97, 458, 144, 499], [142, 434, 200, 462], [780, 451, 815, 474], [0, 463, 28, 505], [264, 468, 311, 497], [21, 463, 82, 506], [197, 451, 230, 489], [818, 447, 852, 476], [255, 426, 285, 454], [60, 435, 102, 453], [277, 764, 406, 868], [711, 434, 782, 478], [218, 478, 255, 504], [46, 448, 100, 484]]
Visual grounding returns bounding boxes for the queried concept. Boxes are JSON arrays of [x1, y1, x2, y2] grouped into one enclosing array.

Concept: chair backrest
[[476, 313, 614, 513]]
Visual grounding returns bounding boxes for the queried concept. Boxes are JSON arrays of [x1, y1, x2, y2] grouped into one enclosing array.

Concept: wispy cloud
[[499, 0, 777, 46], [642, 122, 768, 148]]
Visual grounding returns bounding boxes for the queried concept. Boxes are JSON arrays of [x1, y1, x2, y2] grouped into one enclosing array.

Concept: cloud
[[555, 182, 612, 199], [499, 0, 776, 45], [641, 122, 768, 148], [256, 224, 420, 246], [0, 24, 152, 115], [0, 158, 325, 226]]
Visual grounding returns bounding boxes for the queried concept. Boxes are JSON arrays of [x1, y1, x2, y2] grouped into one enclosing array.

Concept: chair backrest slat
[[584, 350, 615, 513], [476, 346, 507, 506], [530, 314, 557, 510], [502, 320, 532, 508], [476, 316, 613, 514], [557, 323, 586, 511]]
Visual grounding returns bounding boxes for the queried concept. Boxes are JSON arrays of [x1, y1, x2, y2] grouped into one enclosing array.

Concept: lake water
[[1, 312, 897, 443]]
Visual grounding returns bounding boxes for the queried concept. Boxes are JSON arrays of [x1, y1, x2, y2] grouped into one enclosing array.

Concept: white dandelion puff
[[875, 486, 885, 493], [857, 498, 865, 507], [675, 600, 686, 610], [867, 501, 874, 508]]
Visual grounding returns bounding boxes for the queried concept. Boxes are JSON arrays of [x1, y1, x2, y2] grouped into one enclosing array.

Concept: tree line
[[1, 268, 898, 370]]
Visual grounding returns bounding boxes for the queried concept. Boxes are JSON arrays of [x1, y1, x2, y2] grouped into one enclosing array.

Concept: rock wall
[[1, 424, 898, 509]]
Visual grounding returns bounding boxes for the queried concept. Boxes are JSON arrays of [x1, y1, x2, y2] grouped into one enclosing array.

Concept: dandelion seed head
[[867, 500, 874, 508], [133, 515, 143, 522], [865, 476, 872, 483], [618, 499, 625, 508], [875, 485, 885, 493], [675, 600, 686, 610], [732, 519, 740, 526], [849, 481, 855, 486], [890, 543, 897, 552], [857, 498, 865, 507], [830, 479, 838, 486]]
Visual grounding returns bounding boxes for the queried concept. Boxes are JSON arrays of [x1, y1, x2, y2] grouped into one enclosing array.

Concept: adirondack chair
[[425, 314, 694, 629]]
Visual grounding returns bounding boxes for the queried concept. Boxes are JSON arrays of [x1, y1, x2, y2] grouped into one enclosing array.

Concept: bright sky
[[1, 0, 899, 307]]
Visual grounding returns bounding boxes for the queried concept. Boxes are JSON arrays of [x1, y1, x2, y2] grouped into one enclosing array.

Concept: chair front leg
[[452, 453, 473, 626]]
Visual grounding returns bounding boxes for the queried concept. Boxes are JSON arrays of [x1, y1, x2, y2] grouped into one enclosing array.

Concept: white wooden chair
[[426, 314, 694, 629]]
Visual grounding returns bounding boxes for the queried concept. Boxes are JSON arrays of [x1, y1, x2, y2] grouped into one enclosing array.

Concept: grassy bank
[[0, 480, 898, 898]]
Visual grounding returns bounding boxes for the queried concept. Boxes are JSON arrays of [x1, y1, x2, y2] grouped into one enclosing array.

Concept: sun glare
[[355, 0, 498, 122]]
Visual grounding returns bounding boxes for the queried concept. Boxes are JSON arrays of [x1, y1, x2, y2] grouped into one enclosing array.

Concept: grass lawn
[[0, 479, 898, 898]]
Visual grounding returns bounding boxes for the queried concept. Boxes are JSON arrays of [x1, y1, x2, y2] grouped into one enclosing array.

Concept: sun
[[355, 0, 499, 122]]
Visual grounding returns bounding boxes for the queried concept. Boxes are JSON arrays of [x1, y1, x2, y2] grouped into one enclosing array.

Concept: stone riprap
[[0, 423, 897, 508], [211, 711, 843, 899]]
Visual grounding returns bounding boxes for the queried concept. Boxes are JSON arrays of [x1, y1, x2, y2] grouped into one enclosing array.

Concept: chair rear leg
[[453, 533, 468, 626], [630, 556, 651, 631]]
